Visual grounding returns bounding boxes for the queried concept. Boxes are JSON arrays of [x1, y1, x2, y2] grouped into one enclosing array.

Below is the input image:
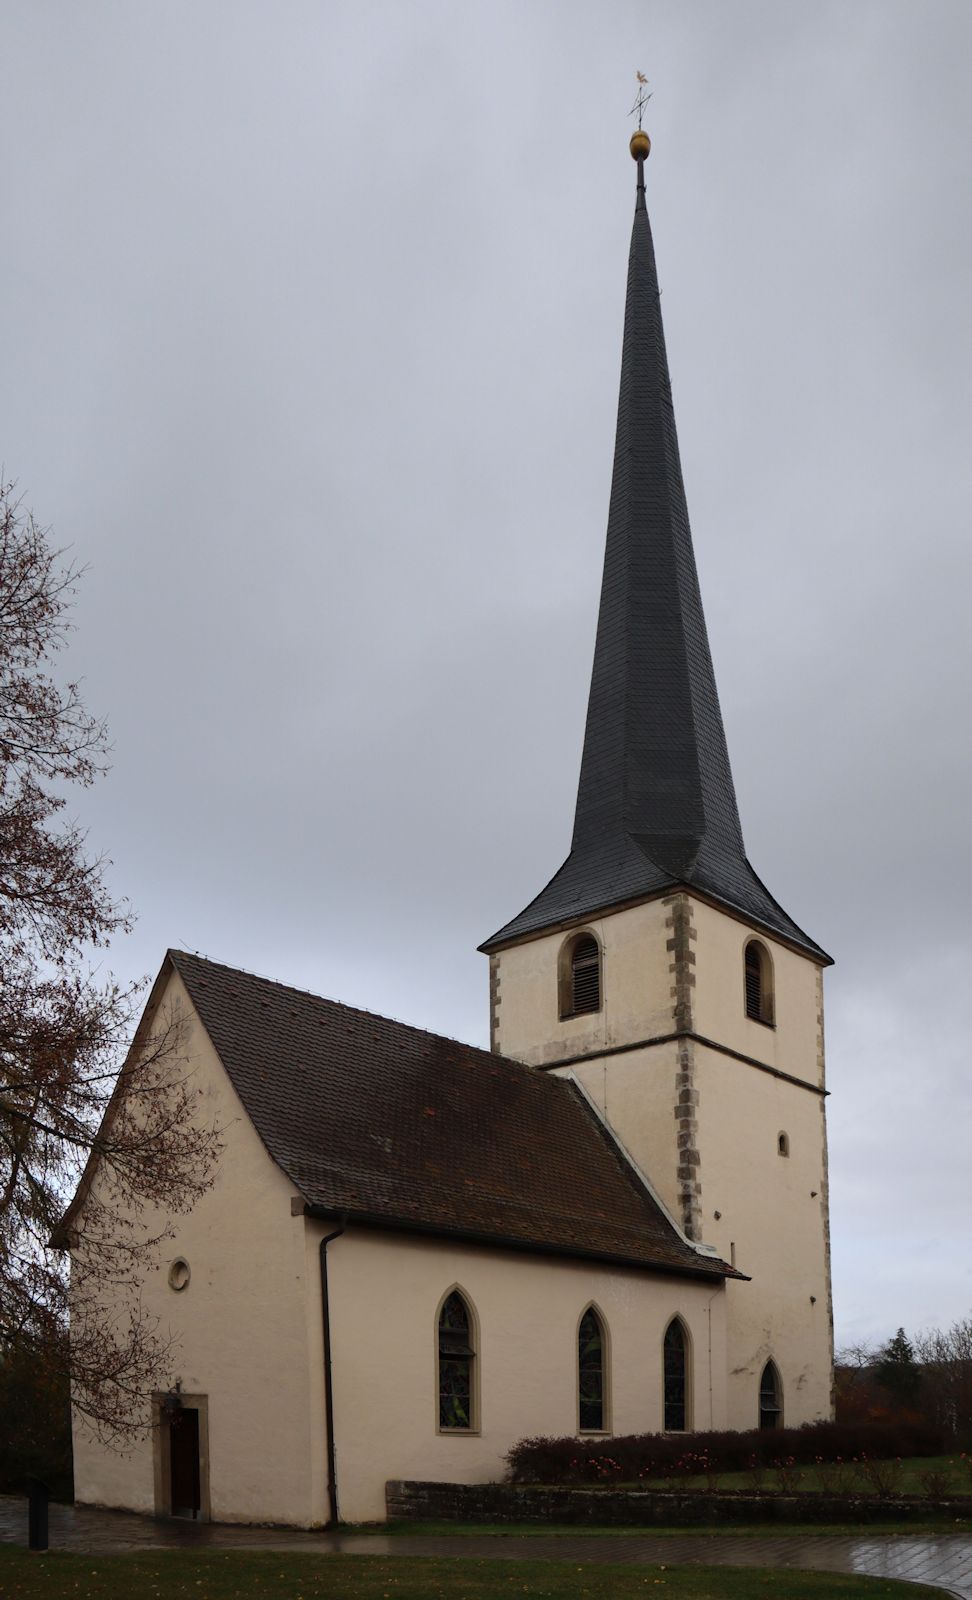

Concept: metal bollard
[[26, 1477, 49, 1552]]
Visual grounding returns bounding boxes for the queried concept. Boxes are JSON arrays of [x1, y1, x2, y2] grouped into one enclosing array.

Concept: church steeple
[[483, 136, 826, 962]]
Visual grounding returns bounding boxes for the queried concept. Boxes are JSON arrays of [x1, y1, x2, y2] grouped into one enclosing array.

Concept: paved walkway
[[2, 1497, 971, 1597]]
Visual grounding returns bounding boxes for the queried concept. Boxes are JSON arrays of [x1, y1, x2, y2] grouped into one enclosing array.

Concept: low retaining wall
[[386, 1480, 972, 1526]]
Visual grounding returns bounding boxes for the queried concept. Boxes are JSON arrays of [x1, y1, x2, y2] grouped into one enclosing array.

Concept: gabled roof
[[482, 155, 828, 964], [168, 950, 733, 1281]]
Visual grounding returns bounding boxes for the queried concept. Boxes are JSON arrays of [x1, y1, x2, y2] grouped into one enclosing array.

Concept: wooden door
[[169, 1406, 201, 1518]]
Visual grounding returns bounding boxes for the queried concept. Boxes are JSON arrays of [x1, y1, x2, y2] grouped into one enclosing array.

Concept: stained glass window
[[438, 1291, 474, 1430], [663, 1318, 687, 1431], [578, 1307, 605, 1431], [759, 1360, 782, 1429]]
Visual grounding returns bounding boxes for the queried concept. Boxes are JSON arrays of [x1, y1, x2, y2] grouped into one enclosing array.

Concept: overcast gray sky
[[4, 0, 971, 1352]]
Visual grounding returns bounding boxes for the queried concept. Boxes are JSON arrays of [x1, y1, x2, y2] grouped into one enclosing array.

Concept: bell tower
[[481, 128, 834, 1430]]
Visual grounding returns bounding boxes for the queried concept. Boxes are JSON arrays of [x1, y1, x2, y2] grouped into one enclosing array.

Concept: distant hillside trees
[[837, 1317, 972, 1440], [874, 1328, 922, 1406], [913, 1320, 972, 1439]]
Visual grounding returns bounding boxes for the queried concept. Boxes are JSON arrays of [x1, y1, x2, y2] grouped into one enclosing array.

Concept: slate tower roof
[[482, 144, 828, 963]]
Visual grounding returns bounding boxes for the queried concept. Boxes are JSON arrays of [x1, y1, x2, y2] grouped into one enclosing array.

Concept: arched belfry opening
[[744, 940, 774, 1025], [558, 932, 601, 1020]]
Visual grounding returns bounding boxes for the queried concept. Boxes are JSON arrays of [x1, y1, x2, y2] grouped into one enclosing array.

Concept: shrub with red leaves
[[505, 1417, 946, 1485]]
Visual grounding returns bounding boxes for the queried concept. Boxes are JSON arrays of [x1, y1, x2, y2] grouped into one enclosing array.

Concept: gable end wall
[[71, 968, 325, 1526]]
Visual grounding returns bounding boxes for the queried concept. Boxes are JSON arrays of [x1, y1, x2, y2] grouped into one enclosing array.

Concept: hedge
[[506, 1417, 946, 1484]]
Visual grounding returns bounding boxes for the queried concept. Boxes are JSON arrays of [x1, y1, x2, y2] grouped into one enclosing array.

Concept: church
[[65, 129, 834, 1527]]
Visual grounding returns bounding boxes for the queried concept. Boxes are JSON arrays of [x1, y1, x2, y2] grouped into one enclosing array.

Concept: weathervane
[[630, 71, 651, 131]]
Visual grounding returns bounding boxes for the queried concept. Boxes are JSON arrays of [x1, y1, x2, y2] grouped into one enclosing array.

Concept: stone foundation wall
[[386, 1480, 970, 1527]]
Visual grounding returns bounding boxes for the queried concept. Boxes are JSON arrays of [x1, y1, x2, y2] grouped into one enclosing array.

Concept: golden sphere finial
[[630, 129, 651, 161]]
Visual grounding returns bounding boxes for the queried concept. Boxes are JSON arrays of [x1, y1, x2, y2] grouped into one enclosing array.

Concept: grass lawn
[[0, 1548, 948, 1600], [627, 1456, 972, 1499], [380, 1518, 972, 1538]]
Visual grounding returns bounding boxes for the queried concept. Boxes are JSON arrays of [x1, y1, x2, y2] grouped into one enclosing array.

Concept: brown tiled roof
[[168, 950, 732, 1281]]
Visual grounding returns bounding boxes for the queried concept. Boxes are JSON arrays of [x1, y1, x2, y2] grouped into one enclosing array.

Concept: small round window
[[168, 1257, 191, 1292]]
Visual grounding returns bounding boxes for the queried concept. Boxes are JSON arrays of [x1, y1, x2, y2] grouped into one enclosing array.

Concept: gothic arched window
[[744, 940, 774, 1025], [437, 1290, 476, 1431], [759, 1360, 782, 1429], [559, 932, 602, 1020], [663, 1318, 689, 1431], [578, 1306, 607, 1432]]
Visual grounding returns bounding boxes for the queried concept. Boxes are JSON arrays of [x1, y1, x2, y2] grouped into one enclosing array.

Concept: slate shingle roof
[[169, 949, 732, 1280], [482, 164, 828, 964]]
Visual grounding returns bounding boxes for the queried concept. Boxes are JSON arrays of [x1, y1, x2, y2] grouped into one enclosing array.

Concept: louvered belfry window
[[571, 935, 601, 1016], [744, 942, 763, 1019]]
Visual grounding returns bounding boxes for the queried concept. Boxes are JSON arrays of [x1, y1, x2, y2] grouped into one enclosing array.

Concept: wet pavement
[[2, 1496, 971, 1597]]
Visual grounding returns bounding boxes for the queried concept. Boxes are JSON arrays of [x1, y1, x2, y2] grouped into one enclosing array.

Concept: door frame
[[153, 1392, 211, 1521]]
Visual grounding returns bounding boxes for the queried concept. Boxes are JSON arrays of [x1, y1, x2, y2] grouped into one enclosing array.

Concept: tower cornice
[[483, 881, 831, 966]]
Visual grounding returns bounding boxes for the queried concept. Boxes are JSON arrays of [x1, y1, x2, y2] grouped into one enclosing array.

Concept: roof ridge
[[167, 947, 528, 1075], [160, 948, 730, 1281], [167, 947, 607, 1088]]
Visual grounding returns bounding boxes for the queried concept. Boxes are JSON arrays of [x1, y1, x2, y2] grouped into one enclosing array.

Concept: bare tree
[[913, 1317, 972, 1438], [834, 1337, 881, 1424], [0, 482, 221, 1442]]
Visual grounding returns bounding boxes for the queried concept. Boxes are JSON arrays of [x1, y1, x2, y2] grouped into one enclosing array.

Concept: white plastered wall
[[557, 1043, 684, 1222], [697, 1043, 831, 1426], [319, 1225, 728, 1524], [690, 900, 832, 1427], [71, 968, 324, 1526], [487, 891, 834, 1434], [492, 899, 673, 1067], [691, 900, 823, 1089], [690, 902, 837, 1427]]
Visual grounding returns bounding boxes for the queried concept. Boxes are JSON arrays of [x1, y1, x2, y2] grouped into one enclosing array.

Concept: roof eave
[[481, 878, 832, 966], [299, 1202, 744, 1282]]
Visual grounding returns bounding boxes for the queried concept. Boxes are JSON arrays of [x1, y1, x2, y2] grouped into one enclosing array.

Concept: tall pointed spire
[[483, 133, 826, 961]]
